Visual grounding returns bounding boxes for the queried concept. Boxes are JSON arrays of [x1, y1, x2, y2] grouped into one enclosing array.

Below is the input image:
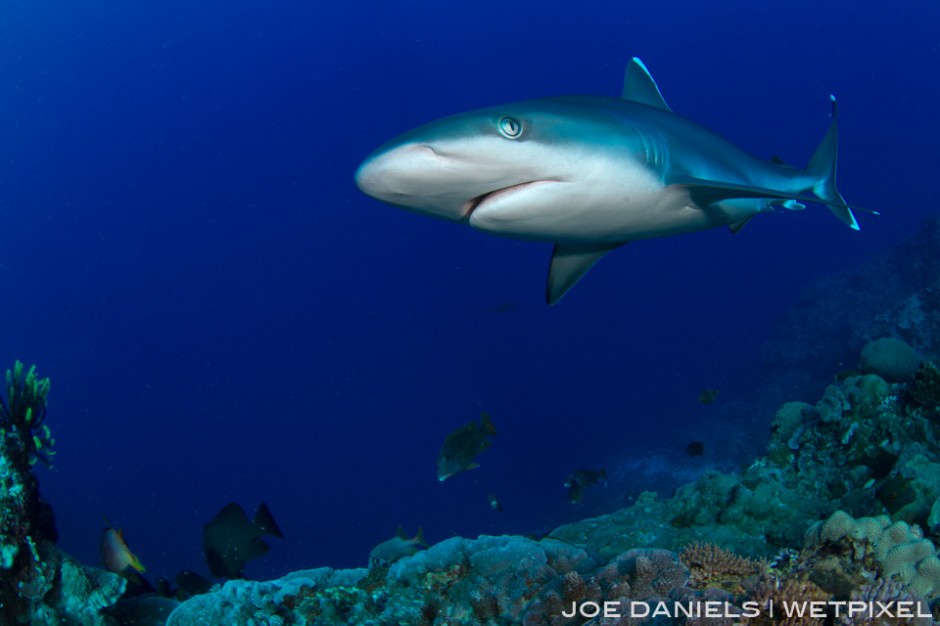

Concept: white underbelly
[[468, 159, 719, 243]]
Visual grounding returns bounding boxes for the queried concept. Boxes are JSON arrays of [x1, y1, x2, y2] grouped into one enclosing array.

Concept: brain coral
[[859, 338, 922, 383]]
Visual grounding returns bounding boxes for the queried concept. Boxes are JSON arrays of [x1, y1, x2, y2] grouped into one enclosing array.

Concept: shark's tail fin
[[808, 96, 859, 230]]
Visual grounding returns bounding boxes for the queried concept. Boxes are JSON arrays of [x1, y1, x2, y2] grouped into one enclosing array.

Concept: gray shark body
[[355, 58, 860, 304]]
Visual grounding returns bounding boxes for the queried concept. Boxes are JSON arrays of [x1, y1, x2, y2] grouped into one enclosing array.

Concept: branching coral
[[840, 577, 931, 626], [680, 542, 767, 591], [593, 548, 689, 599], [747, 577, 830, 626], [0, 361, 54, 466]]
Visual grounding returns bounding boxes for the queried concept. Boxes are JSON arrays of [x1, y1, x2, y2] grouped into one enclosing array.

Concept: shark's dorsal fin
[[622, 58, 671, 112], [547, 242, 624, 305]]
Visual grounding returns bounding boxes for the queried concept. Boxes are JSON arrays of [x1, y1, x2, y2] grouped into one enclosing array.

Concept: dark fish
[[488, 493, 503, 512], [368, 526, 427, 568], [174, 570, 212, 599], [491, 301, 518, 314], [698, 389, 720, 404], [564, 468, 607, 503], [436, 412, 497, 481], [685, 441, 705, 456], [202, 502, 283, 579], [102, 596, 180, 626]]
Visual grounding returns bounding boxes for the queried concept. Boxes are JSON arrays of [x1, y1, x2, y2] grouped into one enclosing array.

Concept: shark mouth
[[463, 180, 557, 217]]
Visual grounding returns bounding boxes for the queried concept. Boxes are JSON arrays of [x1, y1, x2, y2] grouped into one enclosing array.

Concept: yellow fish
[[100, 521, 145, 575]]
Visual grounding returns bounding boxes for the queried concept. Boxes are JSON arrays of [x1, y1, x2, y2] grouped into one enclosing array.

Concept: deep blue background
[[0, 0, 936, 581]]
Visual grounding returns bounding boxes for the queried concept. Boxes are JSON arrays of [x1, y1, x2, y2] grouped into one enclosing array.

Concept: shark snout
[[355, 142, 481, 221], [355, 144, 442, 199]]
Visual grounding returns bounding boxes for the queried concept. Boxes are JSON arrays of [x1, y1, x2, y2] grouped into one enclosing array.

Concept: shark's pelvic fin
[[547, 242, 624, 305], [622, 58, 672, 112], [808, 96, 859, 230]]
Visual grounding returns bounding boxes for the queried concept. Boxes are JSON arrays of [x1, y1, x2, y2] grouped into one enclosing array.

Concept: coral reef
[[0, 361, 127, 625], [680, 542, 766, 591], [859, 338, 923, 383], [167, 536, 597, 625], [6, 341, 940, 625], [761, 217, 940, 403], [550, 357, 940, 559], [155, 235, 940, 623], [804, 511, 940, 600], [13, 222, 940, 623], [909, 361, 940, 414], [0, 361, 55, 466], [167, 541, 752, 626], [840, 577, 932, 626]]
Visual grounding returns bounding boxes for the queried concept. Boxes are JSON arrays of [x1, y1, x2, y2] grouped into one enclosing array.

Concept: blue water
[[0, 0, 936, 582]]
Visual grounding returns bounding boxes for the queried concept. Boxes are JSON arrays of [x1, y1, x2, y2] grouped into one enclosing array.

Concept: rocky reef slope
[[8, 219, 940, 624]]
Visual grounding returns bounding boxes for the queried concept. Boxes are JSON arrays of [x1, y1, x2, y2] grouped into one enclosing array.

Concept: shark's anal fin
[[727, 217, 753, 235], [547, 242, 625, 305], [622, 58, 672, 112]]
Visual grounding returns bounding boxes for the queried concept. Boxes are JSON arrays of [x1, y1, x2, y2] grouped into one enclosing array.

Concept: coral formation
[[840, 577, 932, 626], [805, 510, 940, 599], [156, 333, 940, 624], [0, 361, 126, 625], [680, 542, 766, 591], [859, 337, 922, 383], [909, 360, 940, 413], [12, 221, 940, 623], [761, 217, 940, 402], [167, 536, 597, 625], [0, 361, 55, 466], [747, 577, 830, 626]]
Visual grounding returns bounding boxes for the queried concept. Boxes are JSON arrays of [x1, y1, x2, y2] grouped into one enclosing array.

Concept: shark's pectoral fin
[[547, 242, 625, 305]]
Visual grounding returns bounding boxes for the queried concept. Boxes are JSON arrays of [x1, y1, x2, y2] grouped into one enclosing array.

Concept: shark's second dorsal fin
[[547, 242, 624, 305], [622, 58, 671, 112]]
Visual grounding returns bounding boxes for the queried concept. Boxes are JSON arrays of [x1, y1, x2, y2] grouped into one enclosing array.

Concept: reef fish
[[355, 58, 862, 304], [100, 522, 146, 575], [368, 526, 427, 568], [488, 492, 503, 512], [202, 502, 283, 579], [565, 468, 608, 504], [685, 441, 705, 457], [436, 412, 497, 481], [698, 389, 720, 404]]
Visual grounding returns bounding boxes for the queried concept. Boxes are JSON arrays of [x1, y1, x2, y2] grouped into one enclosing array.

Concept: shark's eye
[[497, 116, 523, 139]]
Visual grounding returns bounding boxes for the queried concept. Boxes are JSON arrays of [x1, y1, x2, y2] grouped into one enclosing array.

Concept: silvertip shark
[[355, 58, 865, 305]]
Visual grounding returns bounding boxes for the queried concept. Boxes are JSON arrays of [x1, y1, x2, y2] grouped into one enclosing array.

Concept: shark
[[355, 58, 863, 304]]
